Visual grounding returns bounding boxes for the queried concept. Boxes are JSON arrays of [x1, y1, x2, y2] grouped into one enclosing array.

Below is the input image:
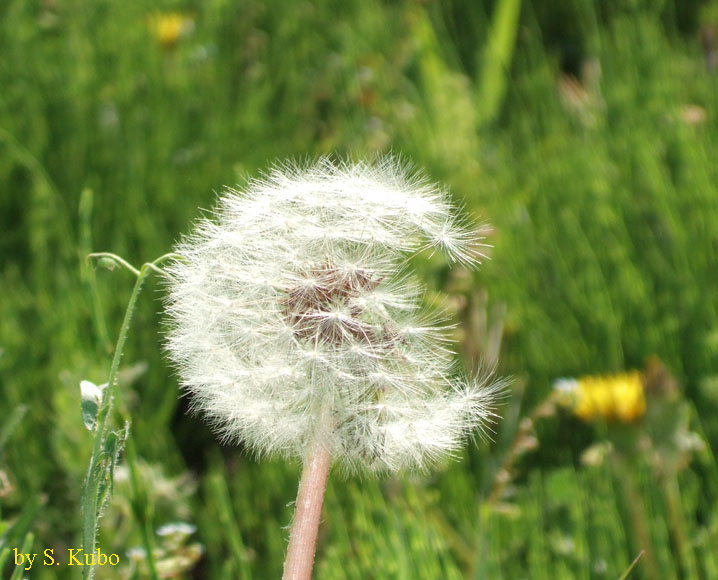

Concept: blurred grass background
[[1, 0, 718, 578]]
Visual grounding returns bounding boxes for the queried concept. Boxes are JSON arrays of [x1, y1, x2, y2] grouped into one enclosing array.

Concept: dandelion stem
[[282, 440, 332, 580]]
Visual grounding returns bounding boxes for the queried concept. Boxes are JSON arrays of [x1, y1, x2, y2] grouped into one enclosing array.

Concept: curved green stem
[[80, 252, 176, 580]]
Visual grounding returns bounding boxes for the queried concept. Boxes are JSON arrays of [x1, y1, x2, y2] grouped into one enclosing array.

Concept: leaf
[[96, 423, 130, 512], [476, 0, 522, 127], [106, 424, 129, 493], [0, 546, 9, 572], [0, 405, 27, 454], [0, 495, 44, 548], [9, 532, 34, 580]]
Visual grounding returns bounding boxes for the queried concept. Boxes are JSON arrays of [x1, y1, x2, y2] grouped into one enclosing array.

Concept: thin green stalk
[[125, 436, 160, 579], [663, 474, 698, 579], [80, 252, 177, 580], [79, 189, 112, 354], [81, 262, 147, 580], [0, 126, 62, 200], [208, 471, 253, 580], [612, 457, 658, 580], [617, 550, 644, 580]]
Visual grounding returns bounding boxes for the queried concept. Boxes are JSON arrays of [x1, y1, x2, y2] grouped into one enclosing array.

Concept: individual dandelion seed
[[164, 157, 504, 580]]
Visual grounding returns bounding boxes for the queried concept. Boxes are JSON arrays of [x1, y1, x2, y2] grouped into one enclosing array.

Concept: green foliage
[[1, 0, 717, 578]]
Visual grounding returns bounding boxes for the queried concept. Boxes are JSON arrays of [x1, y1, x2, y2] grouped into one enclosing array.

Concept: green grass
[[1, 0, 717, 578]]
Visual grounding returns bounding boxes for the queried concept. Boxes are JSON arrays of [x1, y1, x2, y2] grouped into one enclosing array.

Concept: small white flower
[[157, 522, 197, 538], [80, 380, 107, 431], [165, 157, 502, 472], [80, 380, 104, 404]]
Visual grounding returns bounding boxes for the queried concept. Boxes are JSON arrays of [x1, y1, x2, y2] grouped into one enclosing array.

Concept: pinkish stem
[[282, 441, 332, 580]]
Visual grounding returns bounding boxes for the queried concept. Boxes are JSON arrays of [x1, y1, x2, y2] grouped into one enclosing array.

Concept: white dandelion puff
[[164, 157, 501, 473]]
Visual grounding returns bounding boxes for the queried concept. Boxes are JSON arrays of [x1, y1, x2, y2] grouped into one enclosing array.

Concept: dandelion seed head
[[165, 157, 502, 472]]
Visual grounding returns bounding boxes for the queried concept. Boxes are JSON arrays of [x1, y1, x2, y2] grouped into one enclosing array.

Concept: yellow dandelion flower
[[554, 371, 645, 423], [609, 372, 646, 422], [148, 13, 194, 49]]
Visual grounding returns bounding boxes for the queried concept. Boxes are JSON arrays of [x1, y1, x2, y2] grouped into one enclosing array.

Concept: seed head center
[[282, 265, 382, 345]]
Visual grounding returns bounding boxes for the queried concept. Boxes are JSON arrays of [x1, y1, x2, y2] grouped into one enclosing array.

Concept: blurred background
[[1, 0, 718, 578]]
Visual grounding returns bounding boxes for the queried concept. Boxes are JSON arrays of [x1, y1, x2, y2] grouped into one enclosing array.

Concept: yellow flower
[[555, 371, 645, 423], [148, 13, 194, 49]]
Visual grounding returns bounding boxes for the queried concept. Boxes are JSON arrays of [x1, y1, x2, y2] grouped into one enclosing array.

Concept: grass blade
[[618, 550, 645, 580]]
